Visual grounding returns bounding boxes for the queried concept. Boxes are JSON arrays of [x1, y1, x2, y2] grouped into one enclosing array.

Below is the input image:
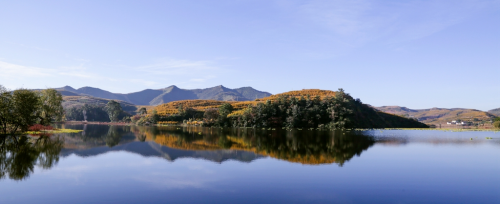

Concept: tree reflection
[[105, 126, 122, 147], [60, 125, 134, 147], [139, 127, 376, 166], [0, 135, 63, 181]]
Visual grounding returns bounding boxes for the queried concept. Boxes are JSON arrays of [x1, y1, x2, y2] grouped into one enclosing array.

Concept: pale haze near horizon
[[0, 0, 499, 111]]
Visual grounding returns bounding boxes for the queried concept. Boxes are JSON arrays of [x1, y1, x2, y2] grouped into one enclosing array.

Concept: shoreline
[[60, 121, 134, 126]]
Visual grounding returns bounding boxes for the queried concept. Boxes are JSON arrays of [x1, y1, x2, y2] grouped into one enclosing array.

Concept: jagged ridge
[[55, 85, 272, 106]]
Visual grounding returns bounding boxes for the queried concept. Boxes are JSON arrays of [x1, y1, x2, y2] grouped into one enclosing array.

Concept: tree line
[[0, 85, 64, 135], [0, 85, 132, 135], [65, 100, 131, 123]]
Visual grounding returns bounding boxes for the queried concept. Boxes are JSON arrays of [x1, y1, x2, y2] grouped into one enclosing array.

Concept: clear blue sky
[[1, 0, 499, 110]]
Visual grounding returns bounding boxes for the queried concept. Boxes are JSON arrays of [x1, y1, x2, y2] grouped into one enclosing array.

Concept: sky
[[0, 0, 499, 111]]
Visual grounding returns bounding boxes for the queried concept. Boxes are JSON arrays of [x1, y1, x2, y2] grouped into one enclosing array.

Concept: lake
[[1, 124, 499, 204]]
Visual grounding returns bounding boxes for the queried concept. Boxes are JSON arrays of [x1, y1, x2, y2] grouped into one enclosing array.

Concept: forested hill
[[54, 85, 271, 106], [154, 89, 429, 129]]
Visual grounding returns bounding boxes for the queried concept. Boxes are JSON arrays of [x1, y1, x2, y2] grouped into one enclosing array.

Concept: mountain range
[[376, 106, 498, 124], [55, 85, 271, 106]]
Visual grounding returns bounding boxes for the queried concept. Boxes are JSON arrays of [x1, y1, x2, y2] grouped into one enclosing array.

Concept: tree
[[138, 107, 147, 115], [105, 100, 122, 122], [38, 89, 64, 125], [151, 109, 159, 124], [177, 104, 184, 116], [131, 115, 142, 124], [203, 108, 219, 126], [326, 88, 354, 130], [219, 103, 233, 117], [493, 121, 500, 129], [0, 86, 67, 135], [218, 103, 234, 127], [0, 85, 13, 135], [10, 89, 41, 134]]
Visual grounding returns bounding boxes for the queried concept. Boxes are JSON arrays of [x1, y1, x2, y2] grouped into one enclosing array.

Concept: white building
[[447, 121, 466, 125]]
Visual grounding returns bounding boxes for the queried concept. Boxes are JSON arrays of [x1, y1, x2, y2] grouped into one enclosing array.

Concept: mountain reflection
[[0, 135, 64, 181]]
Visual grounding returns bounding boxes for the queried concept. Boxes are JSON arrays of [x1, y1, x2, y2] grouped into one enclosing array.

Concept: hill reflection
[[59, 125, 376, 166], [133, 126, 376, 166]]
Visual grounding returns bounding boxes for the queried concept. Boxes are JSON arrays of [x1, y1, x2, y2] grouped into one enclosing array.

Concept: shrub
[[136, 116, 152, 126], [131, 115, 142, 123], [493, 121, 500, 129], [28, 124, 54, 132]]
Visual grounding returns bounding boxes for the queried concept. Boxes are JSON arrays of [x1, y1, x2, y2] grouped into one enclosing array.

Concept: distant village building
[[447, 121, 467, 125]]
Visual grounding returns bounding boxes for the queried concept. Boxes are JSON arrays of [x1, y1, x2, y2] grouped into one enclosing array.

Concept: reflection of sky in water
[[364, 129, 500, 145], [1, 127, 499, 204]]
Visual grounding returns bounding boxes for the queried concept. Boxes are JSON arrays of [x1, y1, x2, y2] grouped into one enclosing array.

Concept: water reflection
[[58, 125, 376, 166], [131, 126, 377, 166], [60, 124, 136, 148], [2, 126, 498, 204], [3, 125, 499, 182], [0, 135, 63, 181]]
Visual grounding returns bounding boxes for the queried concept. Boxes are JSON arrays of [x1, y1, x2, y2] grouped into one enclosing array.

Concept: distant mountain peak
[[53, 85, 272, 106], [162, 85, 179, 90], [78, 86, 103, 90], [56, 85, 76, 91]]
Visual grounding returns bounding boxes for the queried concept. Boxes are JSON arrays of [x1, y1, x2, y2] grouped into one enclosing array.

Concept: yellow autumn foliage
[[153, 89, 338, 117]]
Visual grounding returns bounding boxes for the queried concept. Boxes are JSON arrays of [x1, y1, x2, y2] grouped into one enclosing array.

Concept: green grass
[[26, 129, 83, 134]]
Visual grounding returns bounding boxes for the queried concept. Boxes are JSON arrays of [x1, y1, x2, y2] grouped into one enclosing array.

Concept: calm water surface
[[1, 124, 499, 204]]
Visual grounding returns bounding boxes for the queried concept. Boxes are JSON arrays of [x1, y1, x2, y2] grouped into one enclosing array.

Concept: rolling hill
[[488, 108, 500, 117], [55, 85, 271, 106], [62, 95, 139, 114], [376, 106, 496, 124], [154, 89, 339, 115], [154, 89, 428, 129]]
